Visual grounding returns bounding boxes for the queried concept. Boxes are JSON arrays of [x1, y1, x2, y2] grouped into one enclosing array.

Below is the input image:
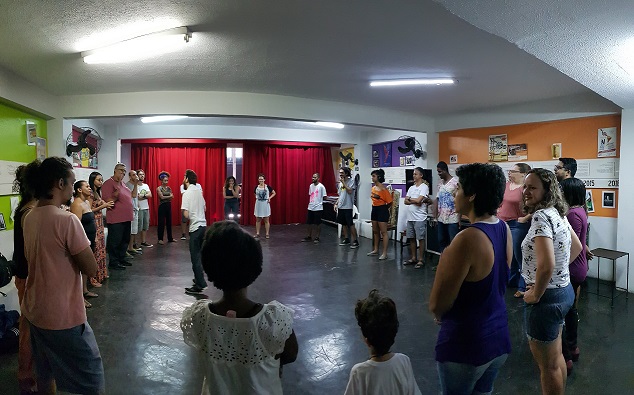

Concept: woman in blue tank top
[[429, 163, 512, 395]]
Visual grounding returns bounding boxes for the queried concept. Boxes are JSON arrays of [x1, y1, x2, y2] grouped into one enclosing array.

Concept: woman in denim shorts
[[521, 168, 583, 394]]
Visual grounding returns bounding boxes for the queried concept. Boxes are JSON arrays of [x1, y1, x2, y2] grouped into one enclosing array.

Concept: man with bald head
[[101, 163, 134, 270]]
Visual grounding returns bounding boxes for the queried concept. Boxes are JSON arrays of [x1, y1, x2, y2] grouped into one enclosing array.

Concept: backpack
[[0, 252, 13, 290]]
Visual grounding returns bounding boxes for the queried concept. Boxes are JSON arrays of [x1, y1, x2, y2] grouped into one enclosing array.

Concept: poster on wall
[[381, 143, 392, 167], [26, 121, 37, 145], [602, 191, 615, 208], [586, 190, 594, 213], [551, 143, 562, 160], [449, 155, 458, 164], [488, 134, 508, 162], [598, 127, 617, 157], [36, 137, 47, 160], [507, 144, 528, 161]]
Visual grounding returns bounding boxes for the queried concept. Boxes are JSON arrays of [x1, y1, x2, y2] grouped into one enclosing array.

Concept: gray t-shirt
[[126, 182, 139, 212], [337, 178, 356, 209]]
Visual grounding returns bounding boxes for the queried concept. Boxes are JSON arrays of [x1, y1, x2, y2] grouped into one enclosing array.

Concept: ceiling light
[[616, 38, 634, 76], [81, 27, 192, 64], [369, 78, 456, 87], [315, 122, 344, 129], [141, 115, 189, 123]]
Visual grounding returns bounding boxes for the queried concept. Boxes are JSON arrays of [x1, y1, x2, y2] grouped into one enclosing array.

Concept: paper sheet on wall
[[598, 127, 617, 157], [10, 196, 18, 221]]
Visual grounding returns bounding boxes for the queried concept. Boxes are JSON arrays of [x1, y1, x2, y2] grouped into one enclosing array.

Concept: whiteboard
[[0, 160, 28, 196]]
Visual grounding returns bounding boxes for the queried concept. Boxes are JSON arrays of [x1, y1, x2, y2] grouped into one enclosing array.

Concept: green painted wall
[[0, 103, 48, 231]]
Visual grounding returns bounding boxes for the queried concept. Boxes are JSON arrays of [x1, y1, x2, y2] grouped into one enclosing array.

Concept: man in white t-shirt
[[136, 169, 153, 248], [180, 182, 203, 240], [302, 173, 327, 243], [181, 169, 208, 295], [403, 167, 432, 268]]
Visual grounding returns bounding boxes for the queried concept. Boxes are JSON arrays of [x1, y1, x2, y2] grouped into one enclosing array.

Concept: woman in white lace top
[[181, 221, 298, 394]]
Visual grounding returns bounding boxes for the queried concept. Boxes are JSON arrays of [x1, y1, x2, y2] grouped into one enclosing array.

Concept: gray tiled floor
[[1, 224, 632, 394]]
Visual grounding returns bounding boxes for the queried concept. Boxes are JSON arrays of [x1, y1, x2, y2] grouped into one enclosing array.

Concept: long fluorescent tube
[[315, 122, 344, 129], [370, 78, 455, 87], [141, 115, 189, 123], [82, 27, 192, 64]]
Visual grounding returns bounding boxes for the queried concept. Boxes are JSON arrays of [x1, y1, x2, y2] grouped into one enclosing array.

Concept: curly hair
[[201, 221, 263, 291], [158, 171, 170, 181], [224, 176, 237, 190], [13, 160, 40, 214], [523, 168, 568, 217], [371, 169, 385, 183], [455, 163, 506, 217], [354, 289, 399, 356]]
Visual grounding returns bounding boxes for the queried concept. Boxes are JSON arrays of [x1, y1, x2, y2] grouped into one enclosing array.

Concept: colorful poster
[[507, 144, 528, 161], [586, 190, 594, 213], [598, 127, 617, 157], [381, 143, 392, 167], [36, 137, 47, 160], [488, 134, 508, 162]]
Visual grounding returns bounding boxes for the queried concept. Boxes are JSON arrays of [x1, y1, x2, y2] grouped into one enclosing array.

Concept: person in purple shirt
[[560, 178, 590, 374], [430, 163, 512, 395], [101, 163, 134, 270]]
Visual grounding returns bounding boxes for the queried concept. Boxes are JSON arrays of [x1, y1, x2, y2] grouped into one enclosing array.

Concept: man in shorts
[[335, 167, 359, 249], [22, 157, 105, 394], [302, 172, 327, 243], [136, 169, 153, 248], [404, 167, 432, 268]]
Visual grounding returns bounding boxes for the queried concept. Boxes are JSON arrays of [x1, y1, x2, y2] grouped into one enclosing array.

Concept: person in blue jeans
[[181, 169, 208, 295], [430, 163, 512, 395]]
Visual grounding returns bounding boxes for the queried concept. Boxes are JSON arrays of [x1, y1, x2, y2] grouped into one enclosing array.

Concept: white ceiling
[[0, 0, 622, 119]]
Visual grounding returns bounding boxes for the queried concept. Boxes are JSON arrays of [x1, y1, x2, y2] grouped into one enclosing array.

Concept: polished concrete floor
[[1, 224, 633, 394]]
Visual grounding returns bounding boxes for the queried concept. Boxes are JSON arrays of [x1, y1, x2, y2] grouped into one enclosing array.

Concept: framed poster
[[449, 155, 458, 164], [551, 143, 562, 160], [488, 134, 508, 162], [585, 190, 594, 213], [0, 213, 5, 230], [26, 121, 37, 145], [602, 191, 615, 208], [36, 137, 47, 160], [508, 144, 528, 161]]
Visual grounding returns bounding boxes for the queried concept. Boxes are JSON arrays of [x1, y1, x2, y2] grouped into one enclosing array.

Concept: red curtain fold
[[131, 144, 227, 226], [241, 144, 337, 225]]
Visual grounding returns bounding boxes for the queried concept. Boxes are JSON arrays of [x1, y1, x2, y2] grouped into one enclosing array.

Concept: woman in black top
[[224, 176, 241, 220], [157, 171, 175, 244], [71, 180, 98, 304]]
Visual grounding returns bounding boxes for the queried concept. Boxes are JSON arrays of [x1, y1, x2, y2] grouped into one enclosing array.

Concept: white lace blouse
[[181, 300, 294, 395]]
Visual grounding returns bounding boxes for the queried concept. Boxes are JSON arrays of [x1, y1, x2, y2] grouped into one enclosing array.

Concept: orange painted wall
[[439, 115, 621, 218]]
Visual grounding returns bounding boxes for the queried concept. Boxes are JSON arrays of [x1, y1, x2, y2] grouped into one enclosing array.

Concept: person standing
[[182, 169, 209, 294], [254, 173, 276, 239], [157, 171, 176, 244], [102, 163, 133, 271], [126, 170, 142, 257], [335, 167, 359, 249], [403, 167, 432, 268], [180, 181, 203, 240], [367, 169, 392, 260], [22, 157, 105, 394], [136, 169, 153, 248], [88, 172, 114, 287], [224, 176, 241, 220], [70, 180, 99, 307], [302, 173, 327, 243], [435, 161, 460, 256], [554, 158, 577, 182], [498, 163, 532, 298]]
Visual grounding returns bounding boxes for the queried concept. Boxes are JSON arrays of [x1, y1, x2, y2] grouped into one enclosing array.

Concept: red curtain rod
[[122, 138, 340, 148]]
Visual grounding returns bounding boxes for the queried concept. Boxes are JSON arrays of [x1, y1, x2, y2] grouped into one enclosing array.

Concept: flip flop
[[367, 251, 379, 256], [414, 261, 424, 269], [84, 291, 98, 298], [378, 255, 388, 260], [403, 260, 416, 266], [265, 235, 270, 239], [84, 299, 92, 308], [514, 291, 525, 298]]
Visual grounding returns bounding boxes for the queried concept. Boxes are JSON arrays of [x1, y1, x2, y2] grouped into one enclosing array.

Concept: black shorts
[[371, 205, 390, 223], [336, 208, 354, 226], [307, 210, 323, 225]]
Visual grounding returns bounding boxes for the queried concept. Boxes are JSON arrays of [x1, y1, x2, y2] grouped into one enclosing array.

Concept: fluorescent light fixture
[[616, 38, 634, 76], [315, 121, 345, 129], [141, 115, 189, 123], [81, 27, 192, 64], [369, 78, 455, 87]]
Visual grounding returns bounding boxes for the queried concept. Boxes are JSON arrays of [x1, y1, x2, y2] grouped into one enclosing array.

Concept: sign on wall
[[598, 127, 617, 157]]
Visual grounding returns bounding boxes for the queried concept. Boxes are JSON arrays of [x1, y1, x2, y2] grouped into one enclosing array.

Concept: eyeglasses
[[554, 165, 564, 171], [508, 170, 520, 174]]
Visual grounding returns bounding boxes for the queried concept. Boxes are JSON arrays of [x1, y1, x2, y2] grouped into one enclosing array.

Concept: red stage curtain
[[241, 144, 337, 225], [131, 144, 226, 226]]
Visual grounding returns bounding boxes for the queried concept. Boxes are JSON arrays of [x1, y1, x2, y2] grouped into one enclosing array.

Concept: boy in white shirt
[[345, 290, 421, 395], [403, 167, 432, 268]]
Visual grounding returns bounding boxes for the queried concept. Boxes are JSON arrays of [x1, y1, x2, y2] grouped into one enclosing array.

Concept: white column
[[616, 109, 633, 292]]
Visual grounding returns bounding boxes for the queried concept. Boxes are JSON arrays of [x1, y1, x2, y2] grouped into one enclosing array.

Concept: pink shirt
[[22, 206, 91, 330], [498, 183, 523, 222], [101, 177, 134, 223]]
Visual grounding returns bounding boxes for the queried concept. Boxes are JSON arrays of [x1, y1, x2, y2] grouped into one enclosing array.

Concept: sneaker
[[339, 238, 350, 246], [301, 236, 312, 242], [313, 238, 320, 244], [181, 234, 187, 240], [133, 244, 140, 250], [121, 260, 132, 266], [185, 286, 204, 295], [125, 252, 135, 258], [168, 239, 177, 243], [135, 247, 143, 252], [158, 240, 164, 245], [192, 279, 208, 290], [127, 249, 140, 255], [141, 242, 154, 247], [108, 264, 126, 270], [350, 240, 360, 249]]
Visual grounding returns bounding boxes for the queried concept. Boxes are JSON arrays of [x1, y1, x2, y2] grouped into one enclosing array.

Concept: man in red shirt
[[101, 163, 134, 270]]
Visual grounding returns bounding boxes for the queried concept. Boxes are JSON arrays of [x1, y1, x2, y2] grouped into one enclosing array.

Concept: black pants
[[562, 281, 582, 360], [106, 221, 131, 266], [157, 202, 173, 241]]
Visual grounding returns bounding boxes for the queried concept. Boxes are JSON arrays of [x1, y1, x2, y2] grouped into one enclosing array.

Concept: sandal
[[84, 299, 92, 308], [378, 255, 388, 260], [265, 235, 270, 239], [403, 259, 416, 266], [414, 261, 425, 269], [367, 251, 379, 256], [254, 234, 260, 239], [514, 291, 525, 298], [84, 291, 98, 298]]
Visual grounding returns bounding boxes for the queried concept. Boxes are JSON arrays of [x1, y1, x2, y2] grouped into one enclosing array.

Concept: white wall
[[616, 109, 634, 291], [0, 65, 58, 119]]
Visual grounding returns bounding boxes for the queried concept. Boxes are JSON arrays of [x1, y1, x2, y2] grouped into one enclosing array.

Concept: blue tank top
[[435, 220, 511, 365]]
